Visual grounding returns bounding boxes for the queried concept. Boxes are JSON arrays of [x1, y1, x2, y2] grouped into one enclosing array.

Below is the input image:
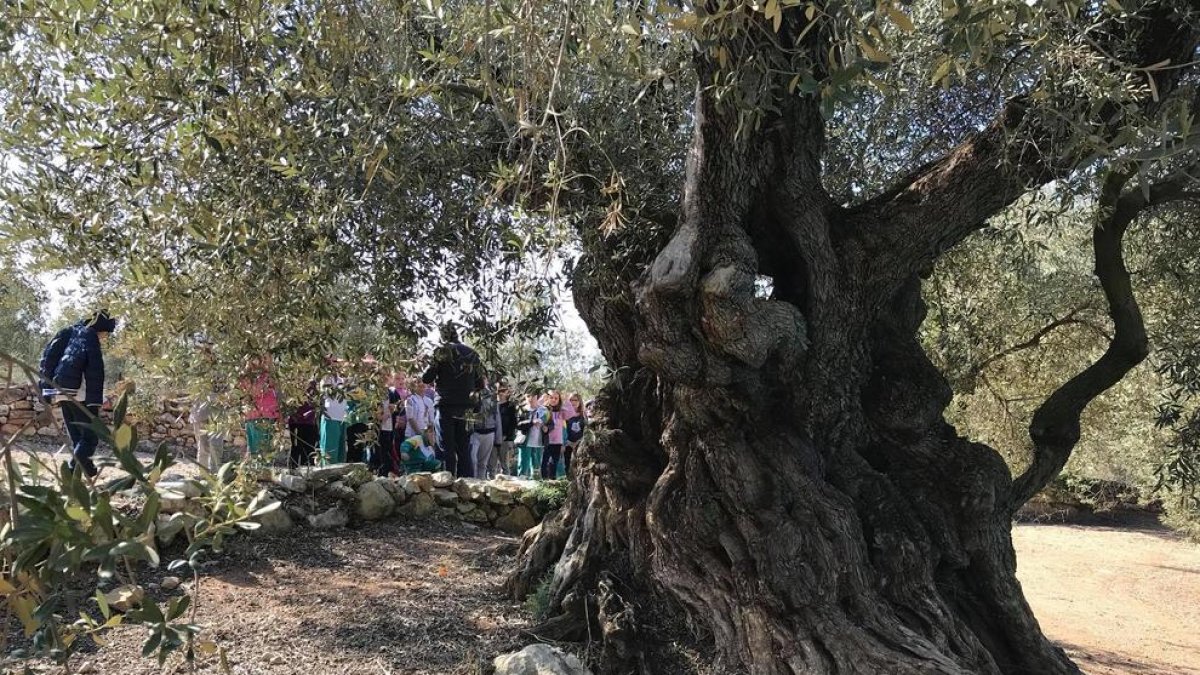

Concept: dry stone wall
[[268, 464, 545, 535], [153, 463, 548, 548], [0, 384, 246, 451]]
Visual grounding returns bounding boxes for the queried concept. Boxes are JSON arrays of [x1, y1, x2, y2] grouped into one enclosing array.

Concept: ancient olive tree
[[507, 4, 1200, 675], [2, 0, 1199, 673]]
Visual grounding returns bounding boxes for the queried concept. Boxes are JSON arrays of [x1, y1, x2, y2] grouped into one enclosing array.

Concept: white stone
[[160, 497, 206, 517], [375, 475, 396, 492], [485, 482, 520, 505], [254, 504, 294, 534], [307, 463, 368, 481], [356, 480, 395, 520], [398, 491, 435, 518], [495, 505, 538, 535], [161, 576, 182, 591], [464, 508, 490, 524], [493, 645, 592, 675], [326, 480, 358, 501], [403, 472, 434, 493], [399, 475, 419, 495], [157, 480, 203, 499], [452, 477, 484, 501], [432, 489, 459, 507], [103, 585, 145, 613], [278, 474, 308, 493], [307, 506, 349, 530], [496, 476, 539, 487], [431, 471, 454, 488], [155, 514, 187, 546]]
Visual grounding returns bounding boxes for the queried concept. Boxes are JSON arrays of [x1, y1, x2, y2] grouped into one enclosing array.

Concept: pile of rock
[[145, 402, 197, 449], [151, 463, 545, 545]]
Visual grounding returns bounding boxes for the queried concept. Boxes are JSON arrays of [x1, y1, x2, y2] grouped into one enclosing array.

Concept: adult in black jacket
[[39, 310, 117, 478], [422, 323, 483, 477]]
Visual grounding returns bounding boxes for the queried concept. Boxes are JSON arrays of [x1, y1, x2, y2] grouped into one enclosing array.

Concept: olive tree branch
[[1008, 163, 1200, 510], [843, 7, 1198, 300], [964, 305, 1102, 387]]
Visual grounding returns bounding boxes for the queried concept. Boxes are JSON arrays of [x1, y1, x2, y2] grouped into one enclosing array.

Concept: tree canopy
[[6, 0, 1196, 492], [0, 265, 46, 367]]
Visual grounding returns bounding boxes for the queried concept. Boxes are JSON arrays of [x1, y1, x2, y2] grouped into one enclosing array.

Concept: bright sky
[[39, 267, 601, 363], [38, 270, 83, 327]]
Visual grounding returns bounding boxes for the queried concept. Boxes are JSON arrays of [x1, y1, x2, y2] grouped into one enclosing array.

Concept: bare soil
[[1014, 519, 1200, 675], [14, 519, 532, 675]]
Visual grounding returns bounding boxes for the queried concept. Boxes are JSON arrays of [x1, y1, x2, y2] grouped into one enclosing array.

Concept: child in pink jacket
[[541, 391, 575, 479]]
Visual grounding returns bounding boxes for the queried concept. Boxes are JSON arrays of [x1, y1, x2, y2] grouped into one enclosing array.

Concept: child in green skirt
[[398, 435, 441, 473]]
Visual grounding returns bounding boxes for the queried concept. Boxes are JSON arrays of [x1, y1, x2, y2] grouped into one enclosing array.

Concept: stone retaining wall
[[0, 384, 246, 451], [154, 464, 548, 547]]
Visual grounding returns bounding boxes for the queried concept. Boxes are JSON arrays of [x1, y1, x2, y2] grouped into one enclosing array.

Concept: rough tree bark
[[509, 5, 1199, 674]]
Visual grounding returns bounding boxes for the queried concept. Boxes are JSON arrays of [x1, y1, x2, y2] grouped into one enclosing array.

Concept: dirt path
[[1014, 521, 1200, 675]]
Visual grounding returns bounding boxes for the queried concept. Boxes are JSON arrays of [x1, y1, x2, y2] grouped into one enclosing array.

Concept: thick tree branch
[[846, 4, 1198, 296], [1007, 163, 1199, 510]]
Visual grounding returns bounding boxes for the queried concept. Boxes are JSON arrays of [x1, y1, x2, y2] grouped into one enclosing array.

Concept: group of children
[[514, 389, 589, 480], [282, 371, 442, 476], [272, 368, 590, 481]]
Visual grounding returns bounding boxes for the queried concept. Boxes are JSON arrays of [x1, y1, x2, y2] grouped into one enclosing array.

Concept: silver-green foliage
[[923, 191, 1200, 522]]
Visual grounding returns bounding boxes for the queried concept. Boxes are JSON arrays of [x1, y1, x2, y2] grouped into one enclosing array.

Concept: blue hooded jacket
[[40, 313, 114, 406]]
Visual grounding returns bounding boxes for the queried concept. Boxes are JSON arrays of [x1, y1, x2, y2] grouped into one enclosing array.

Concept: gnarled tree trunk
[[509, 6, 1198, 675]]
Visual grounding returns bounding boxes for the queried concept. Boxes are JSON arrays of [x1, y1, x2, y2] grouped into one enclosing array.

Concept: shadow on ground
[[1060, 642, 1191, 675]]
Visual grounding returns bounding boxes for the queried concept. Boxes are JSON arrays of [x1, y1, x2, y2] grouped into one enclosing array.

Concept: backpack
[[566, 415, 586, 443], [38, 326, 73, 395]]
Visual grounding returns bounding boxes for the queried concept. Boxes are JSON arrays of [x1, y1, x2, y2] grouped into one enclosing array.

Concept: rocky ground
[[8, 516, 1195, 675]]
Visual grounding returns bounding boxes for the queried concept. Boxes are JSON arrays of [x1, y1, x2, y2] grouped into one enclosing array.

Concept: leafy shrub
[[1162, 500, 1200, 543], [1037, 472, 1144, 511], [524, 571, 555, 620], [1, 388, 275, 670], [522, 480, 569, 515]]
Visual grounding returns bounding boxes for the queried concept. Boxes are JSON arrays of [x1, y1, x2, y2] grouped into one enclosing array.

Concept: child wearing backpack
[[38, 310, 117, 478], [398, 434, 441, 473]]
